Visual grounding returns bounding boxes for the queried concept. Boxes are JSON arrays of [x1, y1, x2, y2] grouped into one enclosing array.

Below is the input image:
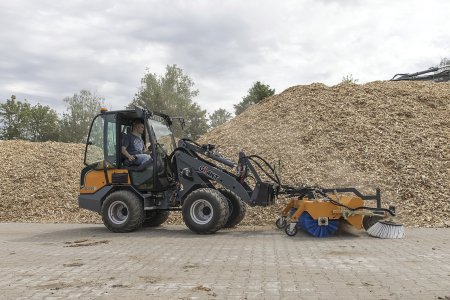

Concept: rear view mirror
[[135, 106, 144, 118]]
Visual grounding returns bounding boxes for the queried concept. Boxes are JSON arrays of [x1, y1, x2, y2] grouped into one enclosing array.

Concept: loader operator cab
[[82, 107, 176, 193]]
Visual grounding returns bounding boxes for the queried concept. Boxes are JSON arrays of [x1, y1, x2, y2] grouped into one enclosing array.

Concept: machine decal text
[[198, 165, 220, 181]]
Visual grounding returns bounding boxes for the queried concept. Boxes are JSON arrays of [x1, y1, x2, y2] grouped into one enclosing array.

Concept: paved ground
[[0, 223, 449, 300]]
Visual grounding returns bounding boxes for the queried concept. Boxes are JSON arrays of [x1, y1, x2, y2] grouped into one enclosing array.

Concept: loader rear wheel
[[219, 189, 247, 228], [101, 190, 144, 233], [182, 188, 229, 234], [143, 210, 170, 227]]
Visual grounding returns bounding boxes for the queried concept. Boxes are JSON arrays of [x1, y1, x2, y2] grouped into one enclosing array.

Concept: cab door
[[80, 113, 119, 194], [84, 113, 118, 169], [147, 119, 174, 191]]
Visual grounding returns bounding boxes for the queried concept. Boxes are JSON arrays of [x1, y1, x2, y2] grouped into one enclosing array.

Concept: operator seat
[[123, 158, 154, 172], [124, 159, 154, 187]]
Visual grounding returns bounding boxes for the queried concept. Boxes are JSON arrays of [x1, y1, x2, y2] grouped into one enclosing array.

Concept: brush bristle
[[366, 220, 404, 239]]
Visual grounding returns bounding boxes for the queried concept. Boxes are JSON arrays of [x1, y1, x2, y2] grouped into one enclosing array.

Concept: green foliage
[[209, 108, 232, 128], [0, 95, 59, 141], [59, 90, 105, 143], [131, 64, 208, 139], [439, 57, 449, 66], [234, 81, 275, 116], [0, 95, 28, 140], [28, 103, 59, 141], [341, 74, 359, 84]]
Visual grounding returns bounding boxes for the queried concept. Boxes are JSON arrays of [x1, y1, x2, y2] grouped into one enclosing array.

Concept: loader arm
[[173, 139, 277, 207]]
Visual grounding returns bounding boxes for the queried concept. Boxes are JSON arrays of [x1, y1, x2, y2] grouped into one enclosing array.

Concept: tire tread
[[182, 188, 229, 234], [219, 189, 247, 228], [101, 190, 144, 233]]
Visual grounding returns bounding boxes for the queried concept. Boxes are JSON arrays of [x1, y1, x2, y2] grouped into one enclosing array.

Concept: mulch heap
[[198, 81, 450, 228], [0, 80, 449, 227], [0, 141, 97, 223]]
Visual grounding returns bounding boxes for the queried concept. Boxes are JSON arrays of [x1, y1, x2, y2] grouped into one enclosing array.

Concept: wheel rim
[[108, 201, 129, 225], [190, 199, 213, 225]]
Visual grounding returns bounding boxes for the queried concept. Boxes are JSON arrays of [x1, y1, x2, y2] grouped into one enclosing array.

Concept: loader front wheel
[[219, 189, 247, 228], [182, 188, 229, 234], [101, 190, 144, 233]]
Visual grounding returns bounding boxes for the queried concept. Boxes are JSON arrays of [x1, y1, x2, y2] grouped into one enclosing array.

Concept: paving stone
[[0, 223, 449, 299]]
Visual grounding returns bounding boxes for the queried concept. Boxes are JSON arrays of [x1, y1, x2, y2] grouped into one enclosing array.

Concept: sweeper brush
[[276, 187, 404, 239], [367, 219, 405, 239]]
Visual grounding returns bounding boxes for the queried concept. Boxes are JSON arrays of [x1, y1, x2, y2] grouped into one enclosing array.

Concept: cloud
[[0, 0, 449, 116]]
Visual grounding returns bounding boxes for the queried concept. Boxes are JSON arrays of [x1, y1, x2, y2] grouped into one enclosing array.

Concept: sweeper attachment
[[276, 187, 404, 239]]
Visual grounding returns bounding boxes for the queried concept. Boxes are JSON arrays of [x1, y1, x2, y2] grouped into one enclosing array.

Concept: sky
[[0, 0, 449, 116]]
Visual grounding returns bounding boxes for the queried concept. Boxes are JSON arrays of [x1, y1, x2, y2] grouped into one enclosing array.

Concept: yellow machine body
[[80, 168, 130, 194], [281, 195, 365, 230]]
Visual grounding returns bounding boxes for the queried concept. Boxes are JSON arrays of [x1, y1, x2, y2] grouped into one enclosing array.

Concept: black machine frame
[[391, 65, 450, 82]]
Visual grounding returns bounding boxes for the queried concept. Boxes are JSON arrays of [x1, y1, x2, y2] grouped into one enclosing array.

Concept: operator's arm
[[121, 135, 135, 161], [121, 146, 135, 161]]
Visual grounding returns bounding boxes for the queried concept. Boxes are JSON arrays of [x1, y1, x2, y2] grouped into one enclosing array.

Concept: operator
[[121, 120, 152, 166]]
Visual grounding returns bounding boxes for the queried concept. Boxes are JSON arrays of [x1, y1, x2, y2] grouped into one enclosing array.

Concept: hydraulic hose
[[246, 155, 281, 185]]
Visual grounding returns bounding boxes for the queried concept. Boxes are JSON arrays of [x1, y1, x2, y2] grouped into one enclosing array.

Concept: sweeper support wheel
[[276, 217, 287, 229], [276, 208, 297, 229], [285, 223, 298, 236]]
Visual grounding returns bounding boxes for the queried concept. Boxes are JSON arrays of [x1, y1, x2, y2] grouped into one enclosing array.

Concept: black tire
[[219, 189, 247, 228], [101, 190, 144, 233], [275, 217, 287, 229], [285, 224, 298, 237], [143, 210, 170, 227], [363, 215, 384, 231], [182, 188, 229, 234]]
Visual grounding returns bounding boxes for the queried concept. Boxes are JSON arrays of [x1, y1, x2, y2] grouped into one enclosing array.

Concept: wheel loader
[[79, 106, 403, 238], [79, 106, 276, 234]]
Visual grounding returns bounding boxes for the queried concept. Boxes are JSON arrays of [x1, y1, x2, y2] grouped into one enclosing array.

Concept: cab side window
[[85, 115, 104, 165], [84, 114, 117, 167], [105, 114, 117, 166]]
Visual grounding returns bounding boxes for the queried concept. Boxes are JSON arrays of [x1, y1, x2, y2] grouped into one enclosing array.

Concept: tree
[[209, 108, 232, 128], [0, 95, 60, 141], [131, 64, 208, 139], [28, 104, 59, 141], [0, 95, 30, 140], [234, 81, 275, 115], [59, 90, 105, 143]]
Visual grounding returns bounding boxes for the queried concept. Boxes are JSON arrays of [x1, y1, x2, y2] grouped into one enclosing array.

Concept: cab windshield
[[148, 117, 176, 155]]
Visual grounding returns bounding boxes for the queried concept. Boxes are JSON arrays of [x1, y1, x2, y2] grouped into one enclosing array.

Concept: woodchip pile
[[0, 81, 448, 227], [0, 141, 100, 223], [199, 81, 450, 228]]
